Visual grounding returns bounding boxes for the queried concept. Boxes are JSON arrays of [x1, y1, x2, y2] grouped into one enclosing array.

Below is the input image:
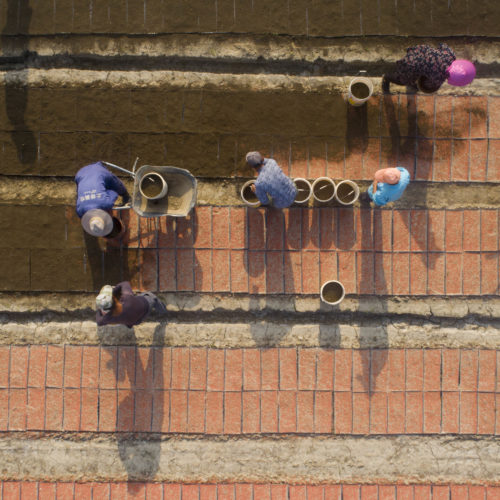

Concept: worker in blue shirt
[[367, 167, 410, 207], [75, 161, 130, 237], [246, 151, 297, 209]]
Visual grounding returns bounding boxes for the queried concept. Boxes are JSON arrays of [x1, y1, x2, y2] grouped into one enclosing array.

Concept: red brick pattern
[[121, 207, 500, 296], [1, 346, 498, 435], [0, 482, 499, 499]]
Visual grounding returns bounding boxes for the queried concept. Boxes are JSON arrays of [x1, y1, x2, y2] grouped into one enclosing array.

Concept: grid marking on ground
[[1, 346, 498, 435], [0, 482, 499, 500]]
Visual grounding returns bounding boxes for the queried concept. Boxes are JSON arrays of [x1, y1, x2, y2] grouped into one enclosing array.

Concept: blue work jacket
[[75, 161, 129, 218]]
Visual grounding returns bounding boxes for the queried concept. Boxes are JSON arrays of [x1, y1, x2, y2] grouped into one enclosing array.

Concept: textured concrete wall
[[1, 0, 499, 36]]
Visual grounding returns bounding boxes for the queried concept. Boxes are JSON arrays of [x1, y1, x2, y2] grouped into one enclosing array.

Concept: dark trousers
[[138, 292, 167, 314]]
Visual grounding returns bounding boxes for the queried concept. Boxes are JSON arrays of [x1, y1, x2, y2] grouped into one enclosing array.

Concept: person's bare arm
[[372, 180, 378, 193]]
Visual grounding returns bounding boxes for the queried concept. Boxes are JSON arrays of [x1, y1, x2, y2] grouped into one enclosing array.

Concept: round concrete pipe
[[105, 216, 126, 240], [312, 177, 336, 203], [347, 77, 374, 106], [320, 280, 346, 306], [294, 178, 313, 204], [139, 172, 168, 200], [335, 180, 360, 206], [241, 180, 261, 207]]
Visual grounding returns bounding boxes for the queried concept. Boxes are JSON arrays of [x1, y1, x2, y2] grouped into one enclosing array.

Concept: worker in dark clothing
[[96, 282, 167, 329], [382, 44, 475, 93], [75, 161, 131, 237]]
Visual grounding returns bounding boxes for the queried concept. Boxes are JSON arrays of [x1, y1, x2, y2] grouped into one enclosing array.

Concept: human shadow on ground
[[382, 93, 438, 274], [2, 0, 37, 166], [357, 200, 389, 393], [317, 202, 390, 393], [97, 323, 167, 488], [346, 102, 369, 156], [83, 228, 140, 292]]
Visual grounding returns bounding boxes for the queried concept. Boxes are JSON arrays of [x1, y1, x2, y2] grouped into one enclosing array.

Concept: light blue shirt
[[368, 167, 410, 207], [254, 158, 297, 209]]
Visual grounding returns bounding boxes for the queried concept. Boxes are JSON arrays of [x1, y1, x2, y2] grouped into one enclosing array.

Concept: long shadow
[[346, 102, 369, 156], [244, 206, 293, 346], [2, 0, 37, 165], [90, 221, 167, 483], [382, 93, 438, 270], [357, 201, 389, 394], [96, 323, 167, 487], [116, 323, 167, 488]]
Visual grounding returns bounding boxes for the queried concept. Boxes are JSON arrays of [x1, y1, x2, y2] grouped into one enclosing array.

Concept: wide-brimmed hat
[[447, 60, 476, 87], [81, 209, 113, 237]]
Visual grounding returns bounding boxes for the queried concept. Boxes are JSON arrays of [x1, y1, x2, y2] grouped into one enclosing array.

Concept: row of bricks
[[1, 482, 499, 500], [15, 236, 500, 294], [10, 205, 500, 294], [3, 0, 498, 36], [134, 247, 500, 295], [121, 206, 500, 295], [2, 386, 498, 434], [3, 347, 498, 393], [0, 93, 495, 140], [1, 347, 498, 434], [5, 131, 500, 182], [124, 207, 500, 253]]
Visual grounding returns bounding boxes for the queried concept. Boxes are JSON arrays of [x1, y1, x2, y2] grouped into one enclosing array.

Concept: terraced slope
[[0, 1, 499, 498]]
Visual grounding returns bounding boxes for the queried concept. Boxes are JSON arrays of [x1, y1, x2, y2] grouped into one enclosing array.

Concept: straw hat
[[81, 209, 113, 237]]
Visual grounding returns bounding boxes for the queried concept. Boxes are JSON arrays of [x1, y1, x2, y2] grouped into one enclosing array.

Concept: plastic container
[[293, 178, 313, 205], [312, 177, 336, 203], [347, 77, 374, 106], [335, 180, 360, 206], [320, 280, 346, 306], [241, 180, 261, 207], [139, 172, 168, 200]]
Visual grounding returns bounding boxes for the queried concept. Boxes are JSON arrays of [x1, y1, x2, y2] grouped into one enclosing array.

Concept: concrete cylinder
[[312, 177, 336, 203], [105, 217, 126, 240], [241, 180, 261, 207], [320, 280, 346, 306], [335, 180, 360, 206], [139, 172, 168, 200], [347, 77, 374, 106], [293, 178, 313, 205]]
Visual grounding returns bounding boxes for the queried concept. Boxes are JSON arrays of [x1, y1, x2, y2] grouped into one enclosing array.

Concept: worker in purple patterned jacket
[[382, 44, 475, 93]]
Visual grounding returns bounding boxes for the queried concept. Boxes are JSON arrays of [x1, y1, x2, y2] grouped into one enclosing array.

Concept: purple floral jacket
[[393, 43, 456, 91]]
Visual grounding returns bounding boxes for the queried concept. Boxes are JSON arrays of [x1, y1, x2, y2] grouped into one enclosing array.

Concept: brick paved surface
[[1, 482, 499, 499], [2, 1, 500, 494], [2, 205, 499, 295], [1, 346, 498, 435], [3, 0, 499, 36], [1, 91, 498, 181]]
